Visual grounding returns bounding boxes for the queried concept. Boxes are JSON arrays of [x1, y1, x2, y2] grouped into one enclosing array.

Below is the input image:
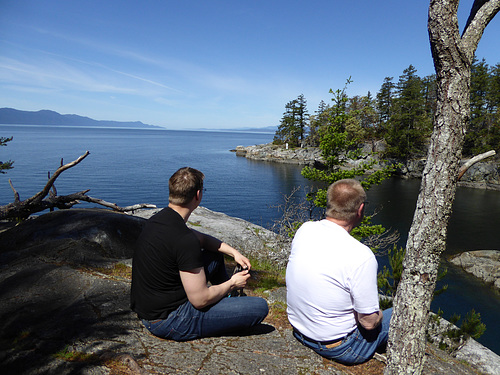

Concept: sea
[[1, 124, 499, 354]]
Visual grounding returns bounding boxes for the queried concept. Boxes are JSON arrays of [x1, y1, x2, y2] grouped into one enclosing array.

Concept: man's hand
[[234, 252, 251, 270], [180, 266, 250, 309], [230, 268, 251, 289]]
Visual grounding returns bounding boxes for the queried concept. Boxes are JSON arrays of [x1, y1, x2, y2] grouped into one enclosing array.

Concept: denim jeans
[[141, 250, 269, 341], [142, 295, 269, 341], [293, 308, 392, 364]]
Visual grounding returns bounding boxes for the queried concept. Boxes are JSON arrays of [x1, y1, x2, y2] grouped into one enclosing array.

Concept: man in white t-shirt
[[286, 179, 392, 364]]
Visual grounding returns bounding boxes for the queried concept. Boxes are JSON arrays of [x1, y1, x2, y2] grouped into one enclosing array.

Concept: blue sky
[[1, 1, 499, 130]]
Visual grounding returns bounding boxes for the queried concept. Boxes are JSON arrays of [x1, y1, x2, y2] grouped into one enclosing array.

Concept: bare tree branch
[[457, 150, 496, 180], [78, 195, 156, 212], [462, 0, 500, 58], [32, 151, 90, 202], [8, 179, 20, 203], [1, 151, 157, 221]]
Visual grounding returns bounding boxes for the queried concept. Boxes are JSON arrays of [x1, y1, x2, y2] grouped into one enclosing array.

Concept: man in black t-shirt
[[131, 167, 268, 341]]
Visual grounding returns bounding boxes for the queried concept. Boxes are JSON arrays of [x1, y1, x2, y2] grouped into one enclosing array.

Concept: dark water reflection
[[366, 178, 500, 354]]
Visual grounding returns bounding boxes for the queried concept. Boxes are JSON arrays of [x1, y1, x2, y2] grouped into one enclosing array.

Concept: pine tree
[[465, 58, 491, 154], [273, 94, 309, 147], [384, 65, 432, 159], [487, 63, 500, 150], [376, 76, 395, 126], [0, 136, 13, 173], [347, 93, 379, 141]]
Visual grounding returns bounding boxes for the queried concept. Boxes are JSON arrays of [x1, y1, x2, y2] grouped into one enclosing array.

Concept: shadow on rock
[[0, 209, 145, 374]]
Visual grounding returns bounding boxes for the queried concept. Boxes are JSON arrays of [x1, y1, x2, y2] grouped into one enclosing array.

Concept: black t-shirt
[[130, 207, 204, 320]]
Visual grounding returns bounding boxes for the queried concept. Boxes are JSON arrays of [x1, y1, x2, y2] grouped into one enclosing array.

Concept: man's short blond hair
[[325, 179, 366, 222], [168, 167, 204, 206]]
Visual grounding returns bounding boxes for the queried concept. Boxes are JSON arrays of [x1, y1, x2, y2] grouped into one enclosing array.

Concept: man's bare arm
[[179, 267, 250, 309], [356, 310, 383, 330]]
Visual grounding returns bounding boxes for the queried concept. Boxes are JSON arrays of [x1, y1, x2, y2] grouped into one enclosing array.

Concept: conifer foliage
[[0, 136, 13, 174]]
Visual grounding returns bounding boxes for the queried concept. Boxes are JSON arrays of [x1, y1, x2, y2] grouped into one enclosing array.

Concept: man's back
[[131, 207, 203, 320], [286, 219, 379, 341]]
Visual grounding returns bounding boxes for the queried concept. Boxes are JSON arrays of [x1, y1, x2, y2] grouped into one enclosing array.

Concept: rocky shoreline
[[232, 143, 500, 190], [1, 207, 499, 374]]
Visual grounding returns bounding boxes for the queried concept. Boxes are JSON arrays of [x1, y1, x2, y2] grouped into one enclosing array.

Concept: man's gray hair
[[325, 179, 366, 222]]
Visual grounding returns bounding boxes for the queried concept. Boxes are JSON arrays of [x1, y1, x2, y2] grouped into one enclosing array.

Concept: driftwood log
[[0, 151, 156, 221]]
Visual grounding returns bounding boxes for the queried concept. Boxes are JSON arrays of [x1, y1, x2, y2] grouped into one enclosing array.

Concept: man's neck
[[325, 216, 354, 233], [168, 203, 193, 223]]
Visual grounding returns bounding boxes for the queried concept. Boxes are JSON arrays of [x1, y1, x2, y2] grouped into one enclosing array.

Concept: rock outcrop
[[232, 143, 500, 190], [1, 208, 499, 374], [449, 250, 500, 290], [233, 144, 324, 166]]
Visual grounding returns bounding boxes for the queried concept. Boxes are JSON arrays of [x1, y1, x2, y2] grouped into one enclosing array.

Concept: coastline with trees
[[272, 59, 499, 163]]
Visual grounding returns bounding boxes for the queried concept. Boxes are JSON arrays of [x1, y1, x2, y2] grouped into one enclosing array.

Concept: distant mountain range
[[0, 108, 161, 129]]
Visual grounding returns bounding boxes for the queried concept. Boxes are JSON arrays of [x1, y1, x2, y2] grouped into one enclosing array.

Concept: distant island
[[0, 108, 162, 129]]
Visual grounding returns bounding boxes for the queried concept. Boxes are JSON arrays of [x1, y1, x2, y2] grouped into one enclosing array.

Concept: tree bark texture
[[384, 1, 500, 374]]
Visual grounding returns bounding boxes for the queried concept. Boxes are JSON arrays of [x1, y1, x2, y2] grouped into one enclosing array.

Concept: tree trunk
[[384, 1, 500, 374]]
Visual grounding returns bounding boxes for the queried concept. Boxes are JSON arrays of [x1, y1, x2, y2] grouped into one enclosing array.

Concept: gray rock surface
[[0, 208, 498, 374], [233, 144, 323, 166], [449, 250, 500, 290]]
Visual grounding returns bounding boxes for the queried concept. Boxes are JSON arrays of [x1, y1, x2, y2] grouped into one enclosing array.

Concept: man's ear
[[357, 202, 365, 218], [195, 189, 203, 202]]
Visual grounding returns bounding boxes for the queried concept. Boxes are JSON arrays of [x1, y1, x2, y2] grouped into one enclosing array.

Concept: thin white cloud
[[29, 26, 268, 96]]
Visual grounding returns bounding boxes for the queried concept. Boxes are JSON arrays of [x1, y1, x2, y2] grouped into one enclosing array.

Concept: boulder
[[449, 250, 500, 290]]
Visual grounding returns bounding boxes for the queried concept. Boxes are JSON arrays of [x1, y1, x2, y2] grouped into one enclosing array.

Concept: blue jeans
[[142, 250, 269, 341], [293, 308, 392, 364]]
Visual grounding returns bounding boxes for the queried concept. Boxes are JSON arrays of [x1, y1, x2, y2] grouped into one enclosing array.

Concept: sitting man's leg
[[293, 308, 392, 365], [143, 250, 269, 341], [202, 249, 230, 285], [143, 296, 268, 341]]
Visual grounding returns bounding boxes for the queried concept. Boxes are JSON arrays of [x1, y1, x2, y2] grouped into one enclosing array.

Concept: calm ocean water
[[1, 125, 499, 354], [0, 125, 307, 227]]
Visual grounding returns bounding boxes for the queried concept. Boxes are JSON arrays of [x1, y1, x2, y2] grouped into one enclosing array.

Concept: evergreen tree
[[273, 94, 309, 147], [384, 65, 432, 159], [305, 100, 329, 147], [347, 93, 379, 141], [487, 63, 500, 151], [301, 80, 396, 210], [376, 76, 395, 126], [0, 136, 13, 173], [422, 74, 437, 119], [465, 58, 490, 154]]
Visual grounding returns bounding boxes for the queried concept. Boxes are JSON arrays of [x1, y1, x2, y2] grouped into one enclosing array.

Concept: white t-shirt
[[286, 219, 380, 341]]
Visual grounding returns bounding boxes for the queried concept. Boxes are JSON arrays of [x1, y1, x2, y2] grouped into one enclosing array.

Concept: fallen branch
[[457, 150, 496, 180], [1, 151, 156, 221], [79, 195, 156, 212]]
